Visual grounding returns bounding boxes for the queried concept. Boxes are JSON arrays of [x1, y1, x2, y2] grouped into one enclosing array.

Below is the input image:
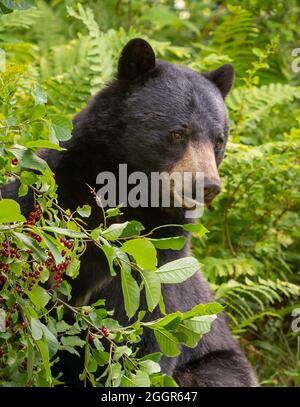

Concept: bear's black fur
[[2, 39, 257, 386]]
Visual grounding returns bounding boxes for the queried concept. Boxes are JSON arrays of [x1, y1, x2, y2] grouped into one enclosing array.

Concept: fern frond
[[216, 278, 300, 330]]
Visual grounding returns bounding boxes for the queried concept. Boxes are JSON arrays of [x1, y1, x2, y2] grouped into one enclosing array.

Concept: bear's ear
[[204, 64, 235, 98], [117, 38, 156, 81]]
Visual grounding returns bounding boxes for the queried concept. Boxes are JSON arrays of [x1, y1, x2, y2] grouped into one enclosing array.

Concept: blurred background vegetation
[[0, 0, 299, 386]]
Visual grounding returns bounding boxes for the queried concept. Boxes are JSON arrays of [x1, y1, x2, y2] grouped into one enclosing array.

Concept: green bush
[[0, 0, 299, 386]]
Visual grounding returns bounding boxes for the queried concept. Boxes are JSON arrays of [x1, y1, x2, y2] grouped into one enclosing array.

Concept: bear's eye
[[170, 130, 186, 142], [215, 134, 224, 150]]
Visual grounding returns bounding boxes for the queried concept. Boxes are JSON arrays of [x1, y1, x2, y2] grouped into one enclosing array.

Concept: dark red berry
[[11, 158, 18, 166], [101, 326, 109, 337], [1, 249, 9, 257], [88, 335, 95, 342]]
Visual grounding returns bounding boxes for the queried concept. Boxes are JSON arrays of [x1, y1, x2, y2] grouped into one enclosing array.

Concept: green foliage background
[[0, 0, 299, 386]]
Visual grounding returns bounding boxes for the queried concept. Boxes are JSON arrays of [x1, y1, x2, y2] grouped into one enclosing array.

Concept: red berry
[[2, 242, 8, 248], [101, 326, 109, 337], [88, 335, 95, 342], [9, 248, 16, 257], [11, 158, 18, 166], [1, 249, 9, 257]]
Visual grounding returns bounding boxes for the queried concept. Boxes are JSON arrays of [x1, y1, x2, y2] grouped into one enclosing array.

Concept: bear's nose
[[204, 179, 221, 204]]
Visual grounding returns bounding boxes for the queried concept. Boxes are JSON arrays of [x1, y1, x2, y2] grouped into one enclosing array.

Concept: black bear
[[2, 38, 257, 386]]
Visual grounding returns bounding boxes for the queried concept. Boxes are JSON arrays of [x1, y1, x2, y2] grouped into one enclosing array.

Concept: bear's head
[[114, 38, 234, 206]]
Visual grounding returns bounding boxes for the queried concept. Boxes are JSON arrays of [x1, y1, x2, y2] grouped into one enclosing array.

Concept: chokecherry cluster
[[60, 237, 73, 250], [100, 325, 110, 337], [88, 325, 110, 342], [24, 205, 43, 242], [1, 241, 21, 259], [49, 250, 71, 289]]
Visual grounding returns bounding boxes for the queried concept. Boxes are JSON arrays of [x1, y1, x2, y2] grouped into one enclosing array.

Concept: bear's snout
[[204, 178, 221, 204]]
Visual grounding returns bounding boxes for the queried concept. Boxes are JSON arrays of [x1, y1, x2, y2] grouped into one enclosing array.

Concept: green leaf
[[41, 226, 86, 238], [106, 362, 123, 387], [92, 349, 109, 366], [156, 257, 199, 284], [66, 256, 80, 279], [61, 336, 86, 348], [132, 370, 151, 387], [31, 318, 43, 340], [20, 170, 37, 186], [121, 220, 145, 238], [121, 238, 157, 271], [39, 231, 62, 264], [182, 302, 223, 320], [150, 236, 186, 250], [31, 84, 47, 105], [20, 150, 47, 172], [36, 338, 52, 383], [0, 199, 25, 223], [182, 315, 217, 335], [13, 232, 46, 262], [105, 205, 123, 219], [113, 345, 132, 361], [102, 244, 117, 276], [153, 328, 180, 357], [41, 325, 59, 357], [145, 312, 182, 330], [120, 265, 140, 318], [177, 323, 201, 348], [139, 359, 161, 374], [58, 280, 72, 300], [141, 270, 161, 312], [76, 205, 91, 218], [101, 222, 129, 241], [27, 286, 51, 310], [50, 115, 72, 141], [25, 140, 64, 151], [30, 104, 46, 120], [140, 352, 162, 363], [26, 338, 35, 382], [183, 223, 209, 237]]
